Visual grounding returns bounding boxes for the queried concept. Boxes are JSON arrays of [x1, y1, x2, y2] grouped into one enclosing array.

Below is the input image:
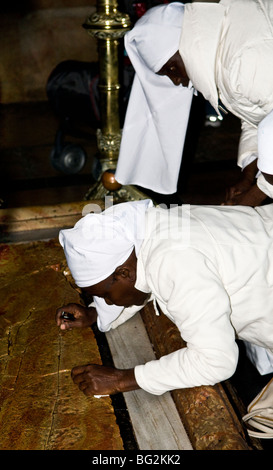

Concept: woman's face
[[82, 271, 150, 308], [157, 50, 189, 87]]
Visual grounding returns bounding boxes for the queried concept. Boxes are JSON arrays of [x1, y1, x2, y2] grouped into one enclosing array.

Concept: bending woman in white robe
[[115, 1, 273, 207]]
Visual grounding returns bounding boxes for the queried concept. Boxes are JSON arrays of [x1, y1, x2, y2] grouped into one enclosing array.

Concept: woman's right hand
[[224, 158, 258, 204], [55, 303, 97, 331]]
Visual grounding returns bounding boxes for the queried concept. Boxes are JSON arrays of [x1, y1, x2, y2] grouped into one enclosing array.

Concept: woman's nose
[[172, 76, 182, 86]]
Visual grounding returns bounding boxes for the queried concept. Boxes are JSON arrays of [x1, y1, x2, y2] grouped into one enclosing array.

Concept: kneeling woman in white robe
[[56, 200, 273, 397]]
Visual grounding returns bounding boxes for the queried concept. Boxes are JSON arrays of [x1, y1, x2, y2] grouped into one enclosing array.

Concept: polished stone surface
[[0, 239, 123, 450]]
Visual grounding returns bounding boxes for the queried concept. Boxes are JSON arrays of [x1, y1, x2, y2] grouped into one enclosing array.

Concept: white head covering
[[59, 199, 153, 287], [115, 3, 193, 195]]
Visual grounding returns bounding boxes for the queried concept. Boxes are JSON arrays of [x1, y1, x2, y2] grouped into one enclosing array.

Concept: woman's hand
[[224, 183, 267, 207], [71, 364, 139, 396], [225, 159, 258, 204], [55, 303, 97, 331]]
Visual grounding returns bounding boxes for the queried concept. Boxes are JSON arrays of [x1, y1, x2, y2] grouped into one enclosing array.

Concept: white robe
[[116, 0, 273, 195], [96, 204, 273, 395], [180, 0, 273, 197]]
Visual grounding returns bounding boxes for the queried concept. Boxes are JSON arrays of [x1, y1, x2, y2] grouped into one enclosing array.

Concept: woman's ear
[[115, 266, 136, 283], [114, 249, 137, 283]]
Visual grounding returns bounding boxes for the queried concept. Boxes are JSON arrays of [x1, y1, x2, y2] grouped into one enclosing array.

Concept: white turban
[[59, 199, 153, 287], [115, 3, 194, 194]]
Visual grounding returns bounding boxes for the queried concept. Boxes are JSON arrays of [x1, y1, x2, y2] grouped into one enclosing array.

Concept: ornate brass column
[[83, 0, 147, 201]]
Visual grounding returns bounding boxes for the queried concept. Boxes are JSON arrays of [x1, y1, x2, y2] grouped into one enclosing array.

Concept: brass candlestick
[[83, 0, 147, 202]]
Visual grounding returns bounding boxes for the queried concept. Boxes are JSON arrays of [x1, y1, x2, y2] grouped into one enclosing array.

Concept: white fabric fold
[[178, 2, 225, 113], [59, 199, 153, 287], [244, 341, 273, 375], [257, 109, 273, 174], [115, 3, 193, 194]]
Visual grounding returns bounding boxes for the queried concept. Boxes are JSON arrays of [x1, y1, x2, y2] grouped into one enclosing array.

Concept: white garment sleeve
[[134, 250, 239, 395], [244, 341, 273, 375], [239, 110, 273, 178], [241, 153, 258, 171], [256, 173, 273, 199], [237, 120, 258, 169], [257, 109, 273, 174]]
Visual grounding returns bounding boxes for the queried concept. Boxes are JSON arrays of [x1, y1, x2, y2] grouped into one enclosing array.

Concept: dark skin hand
[[224, 183, 267, 207], [225, 159, 258, 202], [55, 302, 97, 331], [224, 159, 268, 206], [71, 364, 139, 396], [56, 250, 147, 396]]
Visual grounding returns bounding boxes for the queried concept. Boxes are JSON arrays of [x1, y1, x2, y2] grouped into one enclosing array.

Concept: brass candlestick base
[[84, 170, 148, 203], [83, 0, 147, 202]]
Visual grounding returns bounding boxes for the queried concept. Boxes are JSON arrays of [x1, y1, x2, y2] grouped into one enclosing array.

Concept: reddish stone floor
[[0, 239, 123, 450]]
